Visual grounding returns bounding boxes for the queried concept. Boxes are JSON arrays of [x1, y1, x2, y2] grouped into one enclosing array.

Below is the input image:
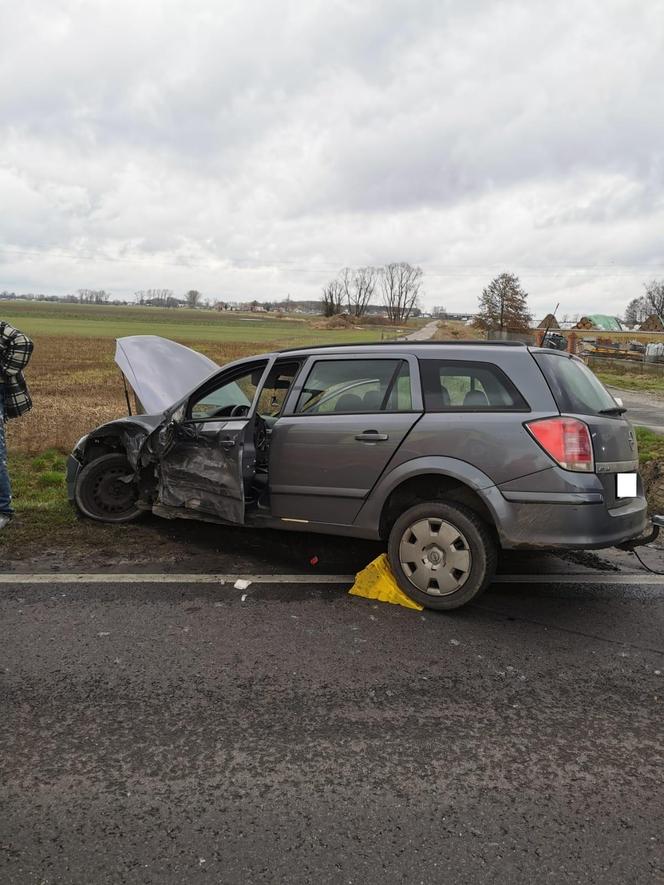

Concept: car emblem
[[627, 430, 635, 451]]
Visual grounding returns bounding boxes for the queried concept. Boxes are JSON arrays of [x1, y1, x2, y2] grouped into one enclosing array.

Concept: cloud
[[1, 0, 663, 314]]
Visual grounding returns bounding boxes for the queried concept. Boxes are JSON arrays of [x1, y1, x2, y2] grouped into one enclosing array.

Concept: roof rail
[[278, 339, 527, 353]]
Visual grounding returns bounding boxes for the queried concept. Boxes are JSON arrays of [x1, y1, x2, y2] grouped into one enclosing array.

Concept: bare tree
[[321, 279, 345, 316], [338, 267, 353, 312], [432, 305, 447, 318], [644, 280, 664, 317], [624, 295, 649, 326], [340, 266, 378, 317], [381, 263, 423, 324], [185, 289, 202, 308]]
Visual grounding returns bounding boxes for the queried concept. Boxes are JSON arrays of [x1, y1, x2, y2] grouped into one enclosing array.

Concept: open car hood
[[115, 336, 219, 414]]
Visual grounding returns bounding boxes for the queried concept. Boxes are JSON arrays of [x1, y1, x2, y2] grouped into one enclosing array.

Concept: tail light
[[525, 417, 594, 472]]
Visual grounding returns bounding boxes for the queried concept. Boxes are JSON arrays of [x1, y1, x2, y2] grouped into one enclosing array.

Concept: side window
[[420, 360, 528, 411], [295, 359, 412, 414], [256, 361, 302, 418], [190, 362, 267, 420]]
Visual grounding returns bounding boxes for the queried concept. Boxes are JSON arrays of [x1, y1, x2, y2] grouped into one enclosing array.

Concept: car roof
[[277, 340, 527, 356]]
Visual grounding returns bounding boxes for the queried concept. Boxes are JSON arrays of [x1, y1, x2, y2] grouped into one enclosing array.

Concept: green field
[[0, 300, 404, 345]]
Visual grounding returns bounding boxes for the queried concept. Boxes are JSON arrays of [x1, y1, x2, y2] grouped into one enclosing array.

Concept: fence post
[[567, 332, 577, 355], [535, 329, 545, 347]]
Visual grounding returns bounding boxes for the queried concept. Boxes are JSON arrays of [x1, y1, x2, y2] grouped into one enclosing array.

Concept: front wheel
[[75, 453, 142, 523], [387, 501, 496, 610]]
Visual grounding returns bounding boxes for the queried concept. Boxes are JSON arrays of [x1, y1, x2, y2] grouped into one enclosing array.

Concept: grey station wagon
[[68, 337, 650, 609]]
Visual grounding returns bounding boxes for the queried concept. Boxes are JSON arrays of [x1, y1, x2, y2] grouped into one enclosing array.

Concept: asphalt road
[[607, 386, 664, 435], [2, 573, 664, 885]]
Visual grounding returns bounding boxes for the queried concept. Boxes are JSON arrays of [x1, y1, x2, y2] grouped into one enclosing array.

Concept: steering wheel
[[230, 404, 249, 417]]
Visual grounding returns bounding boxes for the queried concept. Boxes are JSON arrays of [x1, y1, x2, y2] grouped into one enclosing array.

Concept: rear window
[[420, 359, 529, 411], [533, 352, 617, 416]]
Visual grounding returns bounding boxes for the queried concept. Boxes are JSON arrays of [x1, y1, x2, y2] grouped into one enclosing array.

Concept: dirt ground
[[5, 506, 664, 578]]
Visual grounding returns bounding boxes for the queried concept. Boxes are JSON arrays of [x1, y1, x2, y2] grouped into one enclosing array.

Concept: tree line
[[321, 263, 423, 324], [473, 274, 664, 331]]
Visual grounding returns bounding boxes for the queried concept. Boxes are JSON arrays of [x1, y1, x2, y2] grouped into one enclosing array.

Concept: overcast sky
[[1, 0, 663, 315]]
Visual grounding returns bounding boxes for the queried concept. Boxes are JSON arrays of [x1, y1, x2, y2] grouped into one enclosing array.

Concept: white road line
[[493, 573, 664, 584], [0, 572, 663, 585], [0, 573, 355, 584]]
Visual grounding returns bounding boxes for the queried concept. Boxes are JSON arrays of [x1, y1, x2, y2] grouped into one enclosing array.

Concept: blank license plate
[[616, 473, 637, 498]]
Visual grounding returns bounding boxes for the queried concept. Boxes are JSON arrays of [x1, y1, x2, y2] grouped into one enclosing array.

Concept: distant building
[[537, 314, 560, 329], [639, 314, 664, 332], [439, 311, 476, 322]]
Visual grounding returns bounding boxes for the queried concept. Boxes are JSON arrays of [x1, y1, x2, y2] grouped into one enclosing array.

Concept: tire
[[74, 453, 142, 524], [387, 501, 497, 611]]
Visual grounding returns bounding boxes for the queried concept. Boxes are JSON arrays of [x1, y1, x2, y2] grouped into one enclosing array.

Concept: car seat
[[362, 390, 382, 411], [463, 389, 489, 407], [334, 393, 363, 412]]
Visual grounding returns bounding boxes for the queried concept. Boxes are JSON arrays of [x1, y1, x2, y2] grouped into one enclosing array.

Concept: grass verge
[[595, 369, 664, 394], [1, 450, 142, 561], [635, 427, 664, 462]]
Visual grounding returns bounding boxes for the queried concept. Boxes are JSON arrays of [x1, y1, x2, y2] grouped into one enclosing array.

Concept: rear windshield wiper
[[598, 406, 627, 416]]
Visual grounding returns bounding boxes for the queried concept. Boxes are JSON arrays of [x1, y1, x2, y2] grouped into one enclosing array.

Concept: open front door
[[156, 418, 255, 523], [153, 359, 269, 523]]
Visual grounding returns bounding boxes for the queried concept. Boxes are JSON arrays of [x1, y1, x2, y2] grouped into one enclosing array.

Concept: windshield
[[533, 352, 618, 416]]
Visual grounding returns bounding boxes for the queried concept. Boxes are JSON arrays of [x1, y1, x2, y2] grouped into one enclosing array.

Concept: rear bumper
[[485, 486, 649, 550]]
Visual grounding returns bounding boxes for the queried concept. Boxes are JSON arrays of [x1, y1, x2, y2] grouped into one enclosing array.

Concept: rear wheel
[[75, 453, 142, 523], [387, 501, 496, 610]]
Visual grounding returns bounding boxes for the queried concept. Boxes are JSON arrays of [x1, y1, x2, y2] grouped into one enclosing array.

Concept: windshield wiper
[[598, 406, 627, 416]]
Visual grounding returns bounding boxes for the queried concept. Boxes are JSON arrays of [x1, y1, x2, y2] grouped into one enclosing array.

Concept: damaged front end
[[66, 415, 163, 505], [68, 334, 224, 514], [68, 334, 259, 526]]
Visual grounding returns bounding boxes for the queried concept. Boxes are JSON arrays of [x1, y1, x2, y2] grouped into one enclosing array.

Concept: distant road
[[607, 385, 664, 434], [403, 319, 440, 341]]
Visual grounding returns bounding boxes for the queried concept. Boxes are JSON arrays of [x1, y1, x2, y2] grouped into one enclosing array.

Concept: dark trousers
[[0, 385, 13, 515]]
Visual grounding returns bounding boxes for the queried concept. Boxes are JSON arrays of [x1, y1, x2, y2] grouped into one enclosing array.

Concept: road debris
[[234, 579, 251, 590]]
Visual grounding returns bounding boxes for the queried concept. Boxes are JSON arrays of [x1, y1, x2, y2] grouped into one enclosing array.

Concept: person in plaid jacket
[[0, 320, 34, 527]]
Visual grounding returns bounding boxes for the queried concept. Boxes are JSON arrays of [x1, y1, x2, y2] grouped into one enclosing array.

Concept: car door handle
[[355, 431, 389, 442], [221, 438, 236, 449]]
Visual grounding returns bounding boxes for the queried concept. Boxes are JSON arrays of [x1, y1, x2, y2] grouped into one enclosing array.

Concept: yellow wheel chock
[[348, 554, 424, 611]]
